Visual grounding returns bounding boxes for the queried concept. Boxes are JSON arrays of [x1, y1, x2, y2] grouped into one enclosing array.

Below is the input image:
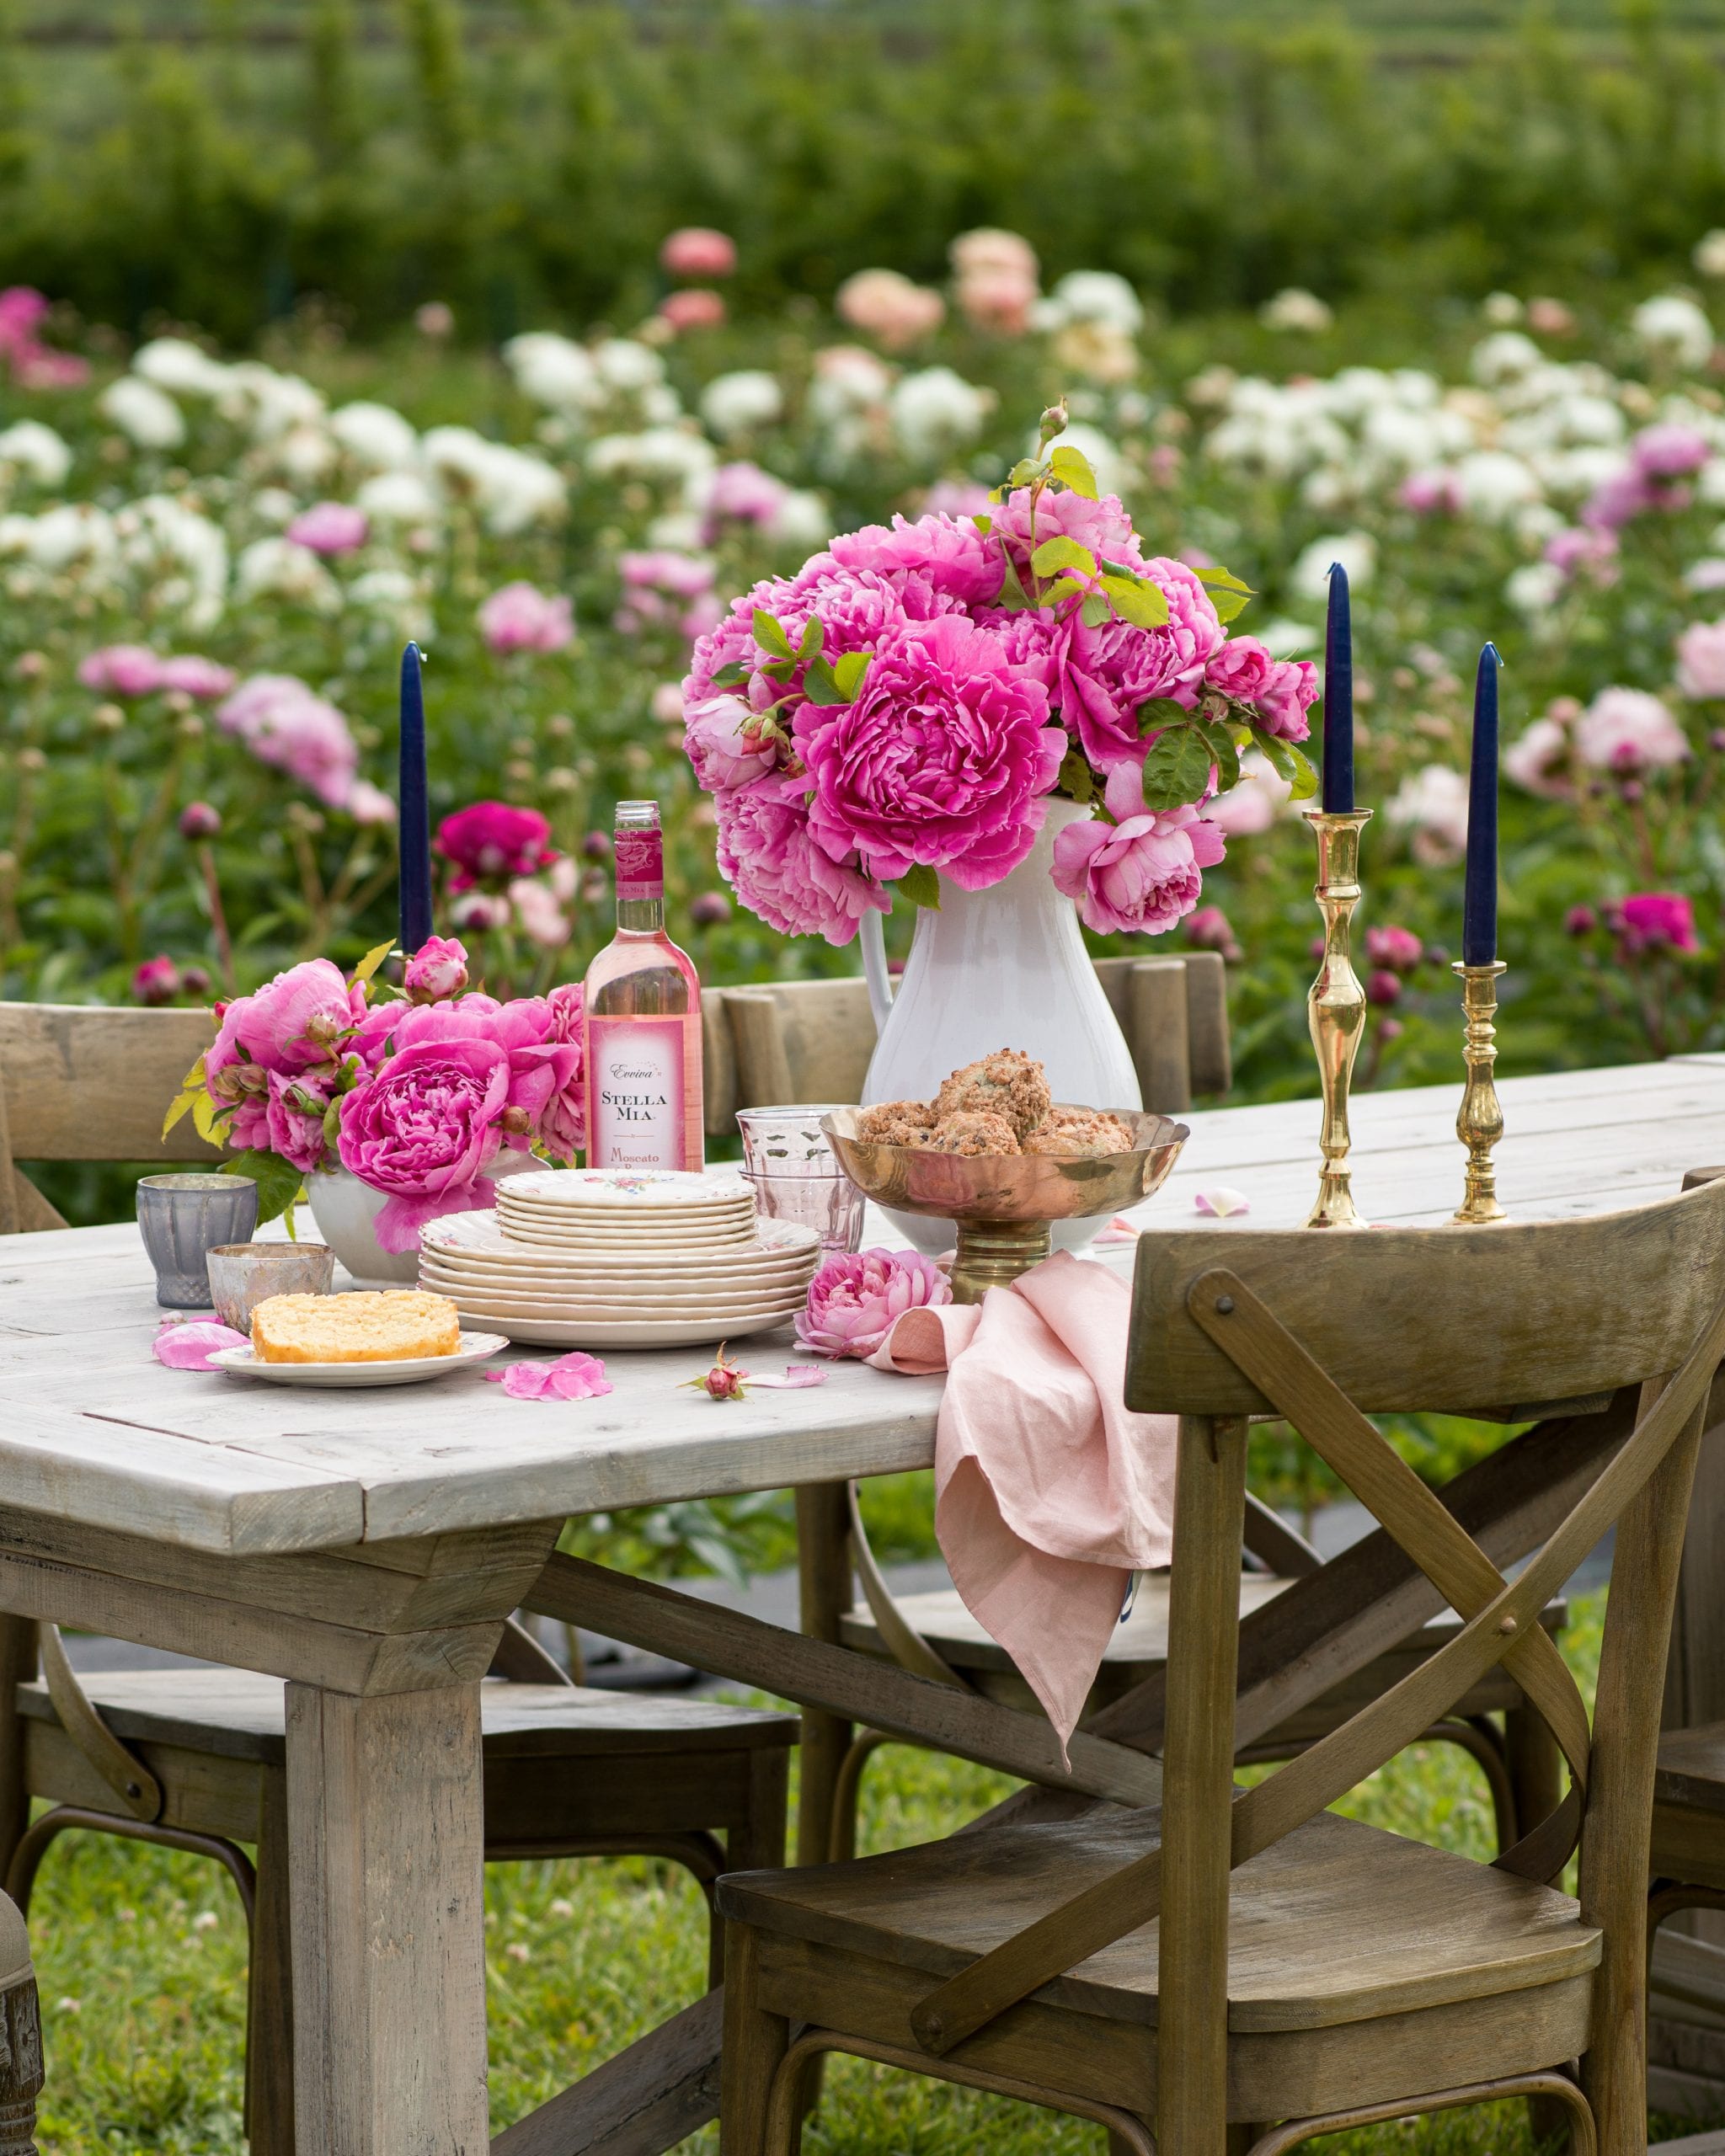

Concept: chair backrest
[[708, 951, 1230, 1134]]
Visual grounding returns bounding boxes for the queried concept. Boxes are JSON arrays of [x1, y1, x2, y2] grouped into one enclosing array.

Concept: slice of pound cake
[[251, 1290, 462, 1364]]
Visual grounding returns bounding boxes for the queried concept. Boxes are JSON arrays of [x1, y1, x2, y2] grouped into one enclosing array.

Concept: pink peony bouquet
[[682, 407, 1318, 942], [795, 1246, 953, 1358], [168, 936, 585, 1246]]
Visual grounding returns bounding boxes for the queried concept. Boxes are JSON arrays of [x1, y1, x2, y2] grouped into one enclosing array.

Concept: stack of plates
[[419, 1168, 821, 1347]]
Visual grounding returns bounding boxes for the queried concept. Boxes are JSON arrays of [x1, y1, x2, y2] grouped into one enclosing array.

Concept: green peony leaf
[[1048, 445, 1099, 499], [1056, 748, 1097, 803], [1195, 564, 1253, 595], [1080, 590, 1110, 627], [800, 656, 847, 707], [1030, 535, 1097, 579], [1101, 573, 1170, 629], [710, 659, 750, 689], [832, 650, 872, 701], [221, 1150, 307, 1230], [1284, 741, 1319, 800], [1248, 726, 1320, 802], [1209, 588, 1252, 623], [898, 862, 942, 910], [994, 555, 1036, 611], [1006, 457, 1045, 488], [1197, 718, 1240, 797], [797, 616, 825, 660], [752, 608, 794, 658], [351, 937, 395, 985], [1136, 695, 1189, 737], [971, 514, 992, 536], [1140, 723, 1215, 812]]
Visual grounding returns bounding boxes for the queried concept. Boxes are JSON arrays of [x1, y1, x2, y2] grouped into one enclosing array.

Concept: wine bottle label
[[588, 1016, 685, 1170], [615, 826, 665, 903]]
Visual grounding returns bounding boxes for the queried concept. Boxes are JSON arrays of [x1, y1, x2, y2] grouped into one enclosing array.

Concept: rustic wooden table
[[3, 1052, 1725, 2154]]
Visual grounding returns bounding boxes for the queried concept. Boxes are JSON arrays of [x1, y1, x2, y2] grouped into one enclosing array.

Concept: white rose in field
[[1259, 287, 1332, 334], [505, 332, 601, 412], [236, 536, 340, 612], [99, 376, 185, 451], [1483, 292, 1525, 326], [586, 426, 717, 485], [349, 568, 431, 639], [769, 487, 830, 551], [0, 421, 72, 488], [699, 370, 783, 439], [133, 337, 232, 398], [330, 401, 419, 470], [594, 337, 668, 392], [1632, 293, 1715, 372], [1506, 562, 1565, 614], [23, 503, 117, 571], [1455, 449, 1543, 521], [1696, 231, 1725, 280], [1386, 765, 1469, 863], [1470, 330, 1543, 387], [270, 422, 336, 488], [356, 469, 441, 525], [422, 428, 567, 532], [1034, 270, 1144, 339], [891, 366, 993, 464], [1291, 530, 1375, 600], [221, 362, 326, 441]]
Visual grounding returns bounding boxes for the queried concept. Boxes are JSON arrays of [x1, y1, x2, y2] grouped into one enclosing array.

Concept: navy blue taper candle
[[398, 642, 432, 955], [1461, 643, 1502, 968], [1322, 563, 1354, 813]]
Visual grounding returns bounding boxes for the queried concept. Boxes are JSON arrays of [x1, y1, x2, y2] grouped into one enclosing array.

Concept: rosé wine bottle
[[582, 801, 704, 1171]]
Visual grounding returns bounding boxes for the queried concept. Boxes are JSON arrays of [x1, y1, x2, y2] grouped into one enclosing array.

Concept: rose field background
[[6, 3, 1725, 2149]]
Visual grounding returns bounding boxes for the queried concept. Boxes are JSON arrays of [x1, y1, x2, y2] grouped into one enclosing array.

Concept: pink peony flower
[[345, 779, 398, 826], [795, 1246, 953, 1358], [484, 1351, 613, 1400], [660, 227, 737, 280], [1546, 525, 1620, 579], [1204, 638, 1316, 743], [132, 954, 180, 1006], [796, 614, 1065, 889], [1365, 924, 1423, 974], [337, 1036, 511, 1250], [510, 875, 571, 948], [1400, 469, 1466, 515], [264, 1068, 335, 1176], [537, 983, 586, 1159], [1574, 687, 1690, 772], [1186, 905, 1241, 960], [715, 778, 889, 945], [991, 485, 1140, 593], [208, 958, 366, 1082], [1049, 761, 1227, 936], [81, 645, 165, 697], [703, 462, 790, 531], [1677, 619, 1725, 700], [1202, 636, 1274, 707], [1618, 891, 1701, 954], [615, 551, 721, 643], [286, 502, 369, 557], [827, 512, 1003, 611], [435, 801, 557, 885], [684, 694, 777, 791], [478, 580, 575, 655], [1504, 717, 1574, 800], [660, 289, 725, 333], [404, 935, 470, 1004], [1054, 558, 1225, 772], [836, 270, 945, 350], [1583, 465, 1659, 531], [216, 675, 360, 808], [1633, 422, 1712, 479]]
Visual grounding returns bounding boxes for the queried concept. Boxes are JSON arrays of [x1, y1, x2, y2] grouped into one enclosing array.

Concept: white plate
[[444, 1308, 801, 1348], [425, 1278, 810, 1315], [500, 1168, 753, 1209], [420, 1257, 818, 1295], [208, 1331, 509, 1388], [495, 1222, 758, 1248], [425, 1214, 816, 1263], [499, 1189, 755, 1214]]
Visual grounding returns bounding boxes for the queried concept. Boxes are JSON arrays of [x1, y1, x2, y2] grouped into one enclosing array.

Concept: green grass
[[24, 1588, 1710, 2155]]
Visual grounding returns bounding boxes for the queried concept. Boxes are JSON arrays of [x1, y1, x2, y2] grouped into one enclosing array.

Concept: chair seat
[[1656, 1721, 1725, 1817], [718, 1803, 1598, 2036], [16, 1667, 796, 1768]]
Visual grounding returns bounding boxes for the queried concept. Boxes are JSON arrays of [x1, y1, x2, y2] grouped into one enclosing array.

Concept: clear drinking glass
[[735, 1105, 866, 1255]]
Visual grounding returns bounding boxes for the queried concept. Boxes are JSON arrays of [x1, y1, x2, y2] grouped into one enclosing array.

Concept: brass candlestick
[[1304, 808, 1372, 1230], [1453, 960, 1508, 1224]]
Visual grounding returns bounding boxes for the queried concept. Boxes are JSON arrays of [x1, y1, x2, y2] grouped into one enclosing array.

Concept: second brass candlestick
[[1304, 808, 1372, 1230], [1453, 960, 1508, 1224]]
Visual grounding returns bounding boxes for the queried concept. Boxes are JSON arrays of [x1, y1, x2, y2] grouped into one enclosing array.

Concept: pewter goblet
[[136, 1174, 259, 1309]]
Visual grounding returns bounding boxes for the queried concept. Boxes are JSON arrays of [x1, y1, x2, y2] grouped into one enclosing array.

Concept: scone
[[251, 1290, 462, 1364], [933, 1049, 1052, 1140], [857, 1100, 935, 1145], [1024, 1108, 1135, 1157], [927, 1109, 1021, 1156]]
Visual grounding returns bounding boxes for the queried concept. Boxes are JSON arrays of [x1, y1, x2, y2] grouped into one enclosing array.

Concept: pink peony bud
[[179, 801, 222, 840], [132, 955, 181, 1006], [1566, 905, 1599, 937], [660, 227, 737, 280], [403, 933, 469, 1005], [660, 289, 726, 333], [1366, 969, 1402, 1007], [1365, 924, 1423, 974], [689, 890, 732, 926]]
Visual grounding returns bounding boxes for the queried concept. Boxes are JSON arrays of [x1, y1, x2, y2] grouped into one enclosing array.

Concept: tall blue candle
[[1461, 643, 1502, 968], [398, 641, 433, 955], [1322, 562, 1354, 813]]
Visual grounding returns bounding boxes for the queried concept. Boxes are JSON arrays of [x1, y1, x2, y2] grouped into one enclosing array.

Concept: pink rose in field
[[836, 269, 945, 350], [16, 347, 88, 390], [131, 954, 180, 1006], [286, 501, 369, 557], [478, 580, 575, 655], [827, 512, 1003, 611], [1618, 891, 1701, 955], [1583, 465, 1658, 531], [404, 935, 470, 1004], [950, 229, 1039, 336], [795, 1246, 952, 1358], [660, 227, 737, 280], [216, 675, 360, 808], [345, 779, 398, 826], [0, 288, 49, 348], [1055, 558, 1225, 771], [797, 614, 1065, 889], [615, 551, 721, 643], [436, 801, 557, 885], [451, 889, 513, 932], [1050, 762, 1227, 936], [703, 462, 789, 531], [660, 288, 725, 333], [264, 1069, 335, 1176], [684, 694, 777, 791], [209, 958, 365, 1081], [510, 875, 571, 949], [1400, 469, 1465, 515], [1633, 422, 1712, 479], [1677, 619, 1725, 699], [1504, 716, 1574, 800], [338, 1036, 511, 1249], [538, 983, 586, 1159], [1365, 924, 1423, 974], [1574, 687, 1690, 772], [157, 654, 237, 699], [715, 777, 889, 945], [1546, 526, 1619, 580], [80, 645, 164, 697]]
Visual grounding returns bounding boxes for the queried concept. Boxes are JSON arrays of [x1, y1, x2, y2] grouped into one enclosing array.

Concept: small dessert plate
[[208, 1331, 510, 1388]]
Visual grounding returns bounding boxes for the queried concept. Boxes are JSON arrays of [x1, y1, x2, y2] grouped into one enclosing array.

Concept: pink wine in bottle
[[582, 800, 704, 1171]]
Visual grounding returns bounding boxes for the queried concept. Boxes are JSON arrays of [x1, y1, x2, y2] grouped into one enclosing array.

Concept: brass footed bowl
[[821, 1106, 1189, 1303]]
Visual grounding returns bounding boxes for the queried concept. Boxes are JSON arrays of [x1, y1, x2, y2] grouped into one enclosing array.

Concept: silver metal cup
[[136, 1174, 259, 1309], [205, 1241, 334, 1336]]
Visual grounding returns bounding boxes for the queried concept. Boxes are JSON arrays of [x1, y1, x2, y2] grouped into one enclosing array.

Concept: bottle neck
[[616, 894, 664, 934], [614, 819, 665, 935]]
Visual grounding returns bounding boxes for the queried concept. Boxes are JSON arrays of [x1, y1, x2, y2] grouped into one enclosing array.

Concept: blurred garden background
[[4, 3, 1725, 2147]]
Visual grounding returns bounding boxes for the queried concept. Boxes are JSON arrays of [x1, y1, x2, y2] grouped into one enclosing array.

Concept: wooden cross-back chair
[[700, 953, 1231, 1135], [714, 1182, 1725, 2156]]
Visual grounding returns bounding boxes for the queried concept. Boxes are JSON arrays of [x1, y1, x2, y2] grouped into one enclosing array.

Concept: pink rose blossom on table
[[796, 1246, 953, 1358], [797, 614, 1064, 889], [337, 1037, 511, 1250], [286, 502, 369, 557], [537, 983, 586, 1160], [1617, 892, 1701, 954], [684, 694, 778, 791], [1200, 635, 1273, 707], [435, 802, 557, 886], [991, 485, 1139, 591], [836, 269, 945, 350], [1677, 620, 1725, 700], [715, 779, 888, 944], [207, 958, 365, 1083], [659, 289, 725, 333], [484, 1352, 613, 1401], [216, 674, 360, 809], [132, 954, 180, 1006], [660, 227, 737, 280], [404, 935, 470, 1004], [1050, 761, 1227, 936], [1574, 687, 1690, 772], [478, 580, 575, 655], [265, 1069, 337, 1176], [1365, 924, 1423, 974]]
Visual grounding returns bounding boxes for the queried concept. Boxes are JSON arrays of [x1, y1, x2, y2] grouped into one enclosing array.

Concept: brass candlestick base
[[1304, 808, 1372, 1230], [1453, 960, 1508, 1225]]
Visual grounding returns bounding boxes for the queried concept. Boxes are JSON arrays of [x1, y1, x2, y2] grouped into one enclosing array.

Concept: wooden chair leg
[[720, 1924, 789, 2156], [244, 1770, 294, 2156], [793, 1486, 852, 1870], [827, 1730, 891, 1862], [5, 1808, 256, 1927], [0, 1977, 40, 2156]]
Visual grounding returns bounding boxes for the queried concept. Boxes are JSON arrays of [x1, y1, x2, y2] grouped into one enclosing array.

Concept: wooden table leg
[[285, 1678, 489, 2156], [0, 1620, 35, 1888], [793, 1485, 852, 1868]]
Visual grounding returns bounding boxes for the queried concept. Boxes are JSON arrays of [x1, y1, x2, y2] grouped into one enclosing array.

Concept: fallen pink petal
[[152, 1320, 248, 1370], [1093, 1214, 1143, 1244], [746, 1366, 830, 1390], [1194, 1186, 1252, 1218], [484, 1353, 612, 1401]]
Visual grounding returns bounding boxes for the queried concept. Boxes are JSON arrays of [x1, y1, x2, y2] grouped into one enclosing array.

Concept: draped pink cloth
[[866, 1251, 1178, 1751]]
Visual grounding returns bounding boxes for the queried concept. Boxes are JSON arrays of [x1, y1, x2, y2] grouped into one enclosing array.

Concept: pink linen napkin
[[865, 1250, 1176, 1752]]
